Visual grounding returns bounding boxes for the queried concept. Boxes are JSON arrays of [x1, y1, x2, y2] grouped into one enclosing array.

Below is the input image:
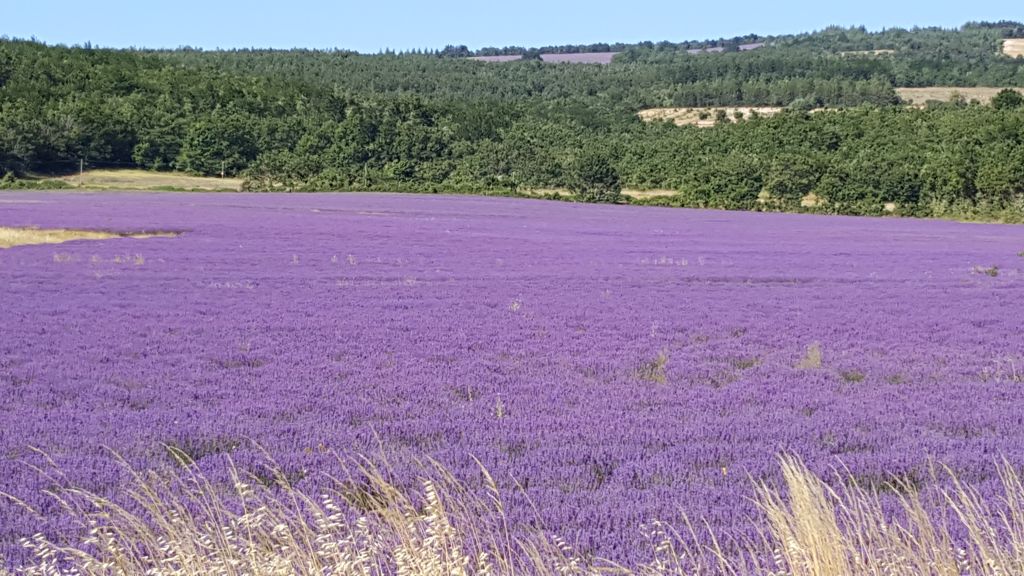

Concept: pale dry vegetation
[[1002, 39, 1024, 58], [0, 226, 179, 249], [638, 107, 787, 128], [640, 87, 1024, 123], [624, 189, 678, 199], [524, 188, 677, 199], [896, 87, 1024, 106], [799, 193, 824, 208], [9, 454, 1024, 575], [796, 342, 824, 370], [57, 169, 244, 191]]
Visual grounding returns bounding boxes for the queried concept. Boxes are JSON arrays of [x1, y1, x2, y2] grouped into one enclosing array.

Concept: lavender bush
[[1, 192, 1023, 569]]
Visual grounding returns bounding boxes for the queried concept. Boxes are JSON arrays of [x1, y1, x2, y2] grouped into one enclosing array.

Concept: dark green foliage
[[568, 151, 621, 203], [0, 174, 71, 189], [2, 23, 1024, 221], [787, 97, 819, 112], [992, 89, 1024, 110]]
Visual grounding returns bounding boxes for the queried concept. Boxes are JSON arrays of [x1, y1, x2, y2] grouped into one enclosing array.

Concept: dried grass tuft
[[0, 227, 179, 249], [9, 454, 1024, 575]]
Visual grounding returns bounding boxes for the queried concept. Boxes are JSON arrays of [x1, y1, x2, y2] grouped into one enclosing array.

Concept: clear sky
[[4, 0, 1021, 53]]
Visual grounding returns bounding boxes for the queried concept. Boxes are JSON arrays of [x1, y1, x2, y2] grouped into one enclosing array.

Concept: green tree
[[992, 89, 1024, 110], [176, 111, 259, 176], [567, 151, 621, 203], [762, 154, 821, 206]]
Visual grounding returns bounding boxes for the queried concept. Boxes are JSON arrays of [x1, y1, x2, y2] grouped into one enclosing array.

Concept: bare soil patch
[[57, 169, 243, 191], [0, 227, 180, 249]]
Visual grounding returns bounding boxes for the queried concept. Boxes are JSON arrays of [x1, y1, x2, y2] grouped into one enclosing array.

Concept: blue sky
[[4, 0, 1021, 52]]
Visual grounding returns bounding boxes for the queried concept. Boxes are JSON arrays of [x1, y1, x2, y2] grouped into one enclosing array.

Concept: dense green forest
[[1, 22, 1023, 219], [149, 23, 1024, 107]]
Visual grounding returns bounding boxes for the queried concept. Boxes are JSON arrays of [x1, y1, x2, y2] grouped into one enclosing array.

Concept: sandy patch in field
[[0, 227, 179, 248], [58, 169, 243, 191], [896, 87, 1024, 106], [638, 107, 786, 127], [1003, 39, 1024, 58]]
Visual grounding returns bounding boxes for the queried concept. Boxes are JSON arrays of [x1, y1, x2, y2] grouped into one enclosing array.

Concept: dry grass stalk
[[796, 343, 823, 370], [9, 453, 1024, 575]]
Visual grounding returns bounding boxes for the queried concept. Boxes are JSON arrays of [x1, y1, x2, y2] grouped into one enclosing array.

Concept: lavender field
[[2, 192, 1024, 568]]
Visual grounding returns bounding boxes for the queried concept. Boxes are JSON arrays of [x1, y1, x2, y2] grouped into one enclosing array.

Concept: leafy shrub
[[0, 176, 72, 190], [992, 88, 1024, 109]]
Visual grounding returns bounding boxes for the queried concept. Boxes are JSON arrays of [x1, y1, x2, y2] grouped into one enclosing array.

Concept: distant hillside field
[[1003, 38, 1024, 58], [640, 89, 1024, 124], [57, 170, 243, 191], [637, 107, 788, 127], [896, 86, 1024, 105]]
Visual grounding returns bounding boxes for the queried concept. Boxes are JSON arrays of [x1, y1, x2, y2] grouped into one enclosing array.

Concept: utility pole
[[79, 158, 84, 184]]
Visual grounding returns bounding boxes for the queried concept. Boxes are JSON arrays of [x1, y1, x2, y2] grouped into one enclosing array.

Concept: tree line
[[1, 23, 1023, 220]]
